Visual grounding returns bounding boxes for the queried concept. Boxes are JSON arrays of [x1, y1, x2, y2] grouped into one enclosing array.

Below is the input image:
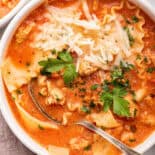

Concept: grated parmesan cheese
[[31, 0, 132, 72], [81, 0, 92, 20]]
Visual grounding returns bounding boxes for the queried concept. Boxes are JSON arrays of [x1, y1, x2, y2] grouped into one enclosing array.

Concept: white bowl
[[0, 0, 155, 154], [0, 0, 29, 28]]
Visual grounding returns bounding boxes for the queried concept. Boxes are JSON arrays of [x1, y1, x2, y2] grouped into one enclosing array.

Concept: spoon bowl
[[28, 78, 141, 155]]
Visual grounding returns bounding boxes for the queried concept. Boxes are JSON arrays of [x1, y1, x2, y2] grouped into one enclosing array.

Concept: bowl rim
[[0, 0, 29, 28], [0, 0, 155, 154]]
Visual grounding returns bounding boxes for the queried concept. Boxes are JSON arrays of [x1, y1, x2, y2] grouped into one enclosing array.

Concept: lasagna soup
[[0, 0, 19, 18], [2, 0, 155, 155]]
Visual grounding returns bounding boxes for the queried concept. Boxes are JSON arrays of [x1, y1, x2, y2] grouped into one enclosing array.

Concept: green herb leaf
[[91, 84, 99, 90], [113, 96, 130, 117], [79, 88, 86, 92], [124, 26, 135, 46], [81, 106, 91, 114], [100, 62, 133, 117], [143, 57, 148, 63], [58, 50, 73, 63], [51, 49, 56, 54], [129, 139, 136, 142], [39, 59, 65, 74], [38, 124, 44, 130], [89, 100, 96, 108], [111, 67, 123, 80], [136, 54, 141, 60], [63, 64, 77, 85], [26, 62, 31, 66], [132, 16, 139, 23], [100, 85, 130, 117], [102, 81, 110, 91], [113, 87, 127, 97], [120, 61, 134, 72], [39, 50, 77, 85], [126, 19, 131, 24], [146, 67, 155, 73], [100, 92, 113, 112], [84, 145, 91, 151], [111, 62, 133, 89], [16, 89, 22, 95]]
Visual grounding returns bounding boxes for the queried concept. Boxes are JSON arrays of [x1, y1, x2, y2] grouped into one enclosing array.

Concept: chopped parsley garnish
[[100, 91, 113, 112], [124, 26, 135, 46], [111, 67, 123, 81], [58, 51, 73, 62], [12, 96, 15, 101], [26, 62, 30, 66], [125, 16, 139, 24], [39, 50, 77, 85], [129, 139, 136, 142], [143, 57, 148, 63], [100, 62, 134, 117], [63, 64, 77, 85], [100, 87, 130, 117], [38, 92, 44, 97], [126, 19, 131, 24], [39, 59, 65, 74], [79, 88, 86, 92], [146, 67, 155, 73], [113, 95, 130, 117], [84, 145, 91, 151], [130, 90, 136, 102], [136, 54, 141, 60], [81, 106, 91, 114], [38, 124, 44, 130], [102, 81, 110, 91], [89, 100, 96, 108], [120, 61, 134, 72], [91, 84, 99, 90], [131, 16, 139, 23], [111, 61, 134, 84], [51, 49, 56, 54], [16, 89, 22, 95]]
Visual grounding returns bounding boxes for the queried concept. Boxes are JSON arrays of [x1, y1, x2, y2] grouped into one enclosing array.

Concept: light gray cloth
[[0, 112, 34, 155]]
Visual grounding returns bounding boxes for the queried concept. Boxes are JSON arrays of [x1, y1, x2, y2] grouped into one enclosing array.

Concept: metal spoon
[[28, 79, 62, 125], [28, 79, 141, 155], [76, 121, 141, 155]]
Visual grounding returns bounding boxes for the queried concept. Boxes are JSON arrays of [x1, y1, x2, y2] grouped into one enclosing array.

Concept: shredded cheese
[[31, 0, 132, 72], [81, 0, 92, 20]]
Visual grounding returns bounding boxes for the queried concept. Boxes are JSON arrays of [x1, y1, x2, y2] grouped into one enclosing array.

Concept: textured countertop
[[0, 0, 155, 154]]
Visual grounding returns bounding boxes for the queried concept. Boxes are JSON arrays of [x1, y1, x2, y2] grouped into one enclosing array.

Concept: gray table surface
[[0, 0, 155, 154]]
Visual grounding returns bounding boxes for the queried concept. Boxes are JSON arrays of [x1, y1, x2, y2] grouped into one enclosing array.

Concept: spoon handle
[[77, 121, 141, 155]]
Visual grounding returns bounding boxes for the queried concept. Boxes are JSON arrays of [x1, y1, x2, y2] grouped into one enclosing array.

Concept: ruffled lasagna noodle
[[2, 0, 155, 155]]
